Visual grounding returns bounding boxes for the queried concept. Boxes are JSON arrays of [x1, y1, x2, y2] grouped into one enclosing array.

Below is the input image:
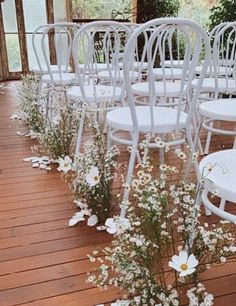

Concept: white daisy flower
[[105, 217, 131, 234], [57, 156, 72, 173], [85, 166, 100, 187], [169, 250, 198, 277]]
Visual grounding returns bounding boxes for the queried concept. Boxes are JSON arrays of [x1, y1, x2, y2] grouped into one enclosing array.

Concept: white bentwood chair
[[199, 149, 236, 223], [197, 22, 236, 154], [66, 21, 131, 154], [106, 18, 211, 217], [40, 22, 79, 87], [36, 23, 79, 118], [32, 24, 72, 75], [131, 26, 189, 106]]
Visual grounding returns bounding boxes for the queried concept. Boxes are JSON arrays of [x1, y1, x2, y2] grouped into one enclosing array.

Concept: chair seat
[[67, 84, 123, 103], [107, 105, 187, 133], [31, 65, 72, 74], [78, 63, 108, 72], [192, 77, 236, 93], [199, 98, 236, 121], [132, 81, 186, 98], [195, 65, 232, 76], [98, 70, 139, 82], [41, 73, 77, 85], [152, 68, 183, 80], [164, 60, 185, 68], [199, 149, 236, 203], [133, 61, 149, 70]]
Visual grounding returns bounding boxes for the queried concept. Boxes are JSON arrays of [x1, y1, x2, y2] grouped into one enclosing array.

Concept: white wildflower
[[169, 251, 198, 277], [57, 156, 72, 173], [85, 166, 100, 187]]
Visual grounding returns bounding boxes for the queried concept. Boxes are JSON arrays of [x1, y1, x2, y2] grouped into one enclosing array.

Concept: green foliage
[[39, 104, 80, 159], [18, 74, 80, 159], [137, 0, 180, 23], [72, 0, 131, 19], [208, 0, 236, 31], [18, 74, 46, 134]]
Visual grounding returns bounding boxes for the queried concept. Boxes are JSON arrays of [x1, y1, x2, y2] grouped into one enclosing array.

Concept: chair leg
[[184, 125, 199, 179], [233, 124, 236, 148], [233, 136, 236, 149], [197, 137, 204, 156], [75, 110, 85, 155], [120, 137, 139, 218], [204, 121, 214, 155], [107, 125, 112, 150], [201, 191, 212, 216], [219, 198, 226, 211], [195, 184, 202, 209]]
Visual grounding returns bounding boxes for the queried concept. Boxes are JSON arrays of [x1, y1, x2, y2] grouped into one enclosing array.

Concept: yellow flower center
[[64, 163, 69, 167], [180, 263, 188, 271], [93, 176, 99, 181]]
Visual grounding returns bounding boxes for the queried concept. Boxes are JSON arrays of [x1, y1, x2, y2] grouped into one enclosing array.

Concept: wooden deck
[[0, 82, 236, 305]]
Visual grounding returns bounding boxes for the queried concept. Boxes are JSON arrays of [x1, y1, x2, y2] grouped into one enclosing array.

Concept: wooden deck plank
[[0, 82, 236, 305]]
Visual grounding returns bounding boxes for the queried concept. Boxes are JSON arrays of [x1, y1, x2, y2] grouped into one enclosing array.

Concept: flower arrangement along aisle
[[17, 74, 46, 135], [17, 74, 81, 163], [65, 113, 121, 228], [87, 147, 236, 305]]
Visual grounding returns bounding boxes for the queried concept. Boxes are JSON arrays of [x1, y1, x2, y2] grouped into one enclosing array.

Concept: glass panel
[[5, 34, 22, 72], [178, 1, 218, 27], [55, 32, 69, 66], [72, 0, 131, 19], [23, 0, 47, 33], [26, 34, 49, 70], [2, 0, 18, 33], [53, 0, 67, 22]]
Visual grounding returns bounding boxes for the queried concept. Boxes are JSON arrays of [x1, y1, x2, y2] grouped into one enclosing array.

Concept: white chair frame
[[106, 18, 211, 217]]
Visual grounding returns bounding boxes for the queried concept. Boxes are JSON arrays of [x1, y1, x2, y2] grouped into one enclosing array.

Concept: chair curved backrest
[[32, 24, 52, 73], [212, 22, 236, 96], [209, 22, 228, 43], [72, 20, 131, 104], [41, 22, 79, 83], [122, 17, 211, 137]]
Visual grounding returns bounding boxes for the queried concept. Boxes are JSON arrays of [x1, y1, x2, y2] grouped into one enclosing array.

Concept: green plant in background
[[136, 0, 180, 23], [72, 0, 131, 19], [208, 0, 236, 31]]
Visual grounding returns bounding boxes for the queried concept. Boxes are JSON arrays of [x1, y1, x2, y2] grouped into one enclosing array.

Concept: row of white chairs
[[32, 19, 236, 222]]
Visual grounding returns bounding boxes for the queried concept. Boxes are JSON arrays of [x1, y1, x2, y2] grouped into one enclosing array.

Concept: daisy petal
[[169, 261, 182, 272], [171, 254, 182, 266], [187, 254, 199, 268], [179, 250, 188, 263]]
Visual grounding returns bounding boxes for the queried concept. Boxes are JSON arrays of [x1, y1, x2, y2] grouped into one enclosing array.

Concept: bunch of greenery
[[67, 110, 121, 226], [38, 93, 81, 159], [17, 74, 46, 134], [88, 146, 236, 305], [208, 0, 236, 31], [18, 74, 81, 160]]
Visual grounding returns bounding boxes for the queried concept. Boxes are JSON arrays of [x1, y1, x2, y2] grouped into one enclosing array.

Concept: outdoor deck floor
[[0, 82, 236, 305]]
